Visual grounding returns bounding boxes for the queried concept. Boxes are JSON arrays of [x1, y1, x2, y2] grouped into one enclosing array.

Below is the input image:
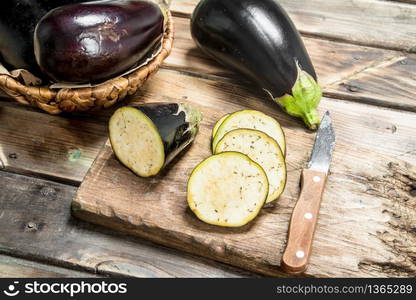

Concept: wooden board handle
[[281, 169, 327, 274]]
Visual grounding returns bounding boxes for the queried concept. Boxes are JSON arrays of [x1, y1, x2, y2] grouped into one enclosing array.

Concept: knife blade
[[307, 111, 336, 174], [281, 111, 336, 274]]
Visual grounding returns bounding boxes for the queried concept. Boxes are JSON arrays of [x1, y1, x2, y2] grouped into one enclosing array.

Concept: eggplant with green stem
[[109, 103, 202, 177], [191, 0, 322, 130]]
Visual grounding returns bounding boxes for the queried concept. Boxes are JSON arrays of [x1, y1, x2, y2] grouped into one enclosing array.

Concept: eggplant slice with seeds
[[109, 103, 202, 177], [187, 152, 269, 227], [212, 110, 286, 155], [214, 129, 286, 203]]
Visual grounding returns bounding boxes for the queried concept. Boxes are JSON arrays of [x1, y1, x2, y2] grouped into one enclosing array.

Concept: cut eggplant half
[[187, 152, 269, 227], [214, 129, 286, 203], [212, 110, 286, 155], [212, 114, 229, 139], [109, 103, 202, 177]]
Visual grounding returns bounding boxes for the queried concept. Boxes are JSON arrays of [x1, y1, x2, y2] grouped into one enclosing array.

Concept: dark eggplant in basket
[[109, 103, 202, 177], [191, 0, 322, 130], [0, 0, 84, 77], [34, 0, 165, 83]]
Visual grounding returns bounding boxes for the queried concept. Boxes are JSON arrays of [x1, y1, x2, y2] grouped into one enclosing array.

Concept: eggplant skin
[[0, 0, 84, 77], [34, 0, 164, 83], [137, 103, 202, 165], [191, 0, 316, 97]]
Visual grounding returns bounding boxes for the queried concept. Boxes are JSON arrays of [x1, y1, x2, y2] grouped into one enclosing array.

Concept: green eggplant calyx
[[274, 63, 322, 130], [180, 103, 203, 136]]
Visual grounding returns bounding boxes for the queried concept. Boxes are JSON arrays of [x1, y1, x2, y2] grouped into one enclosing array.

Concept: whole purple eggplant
[[34, 0, 165, 83], [191, 0, 322, 130], [0, 0, 84, 78]]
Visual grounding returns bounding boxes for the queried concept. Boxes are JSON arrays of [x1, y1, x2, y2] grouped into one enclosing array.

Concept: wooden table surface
[[0, 0, 415, 278]]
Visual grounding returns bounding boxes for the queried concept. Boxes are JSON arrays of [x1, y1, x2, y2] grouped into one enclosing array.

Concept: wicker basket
[[0, 11, 174, 114]]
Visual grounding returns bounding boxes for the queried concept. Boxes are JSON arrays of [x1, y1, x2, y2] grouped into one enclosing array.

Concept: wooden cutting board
[[72, 83, 416, 277]]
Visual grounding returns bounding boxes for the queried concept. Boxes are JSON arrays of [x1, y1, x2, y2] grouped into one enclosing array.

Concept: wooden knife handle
[[281, 168, 327, 274]]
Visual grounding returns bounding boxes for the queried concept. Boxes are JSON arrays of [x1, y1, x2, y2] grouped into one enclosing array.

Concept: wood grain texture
[[0, 171, 250, 278], [0, 255, 99, 278], [171, 0, 416, 52], [0, 105, 107, 185], [73, 67, 416, 277], [325, 55, 416, 112]]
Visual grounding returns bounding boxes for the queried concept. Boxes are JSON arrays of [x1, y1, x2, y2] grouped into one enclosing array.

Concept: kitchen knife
[[281, 111, 335, 273]]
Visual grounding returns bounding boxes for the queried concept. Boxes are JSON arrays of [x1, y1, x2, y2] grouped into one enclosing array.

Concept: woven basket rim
[[0, 10, 174, 114]]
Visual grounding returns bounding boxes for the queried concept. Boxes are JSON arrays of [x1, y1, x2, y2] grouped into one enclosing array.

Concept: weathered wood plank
[[170, 0, 416, 52], [73, 69, 416, 277], [0, 171, 251, 277], [0, 105, 107, 184], [164, 16, 416, 111], [0, 255, 99, 278], [324, 55, 416, 111]]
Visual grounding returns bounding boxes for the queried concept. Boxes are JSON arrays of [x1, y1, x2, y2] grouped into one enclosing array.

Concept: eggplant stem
[[273, 65, 322, 131], [303, 110, 320, 131]]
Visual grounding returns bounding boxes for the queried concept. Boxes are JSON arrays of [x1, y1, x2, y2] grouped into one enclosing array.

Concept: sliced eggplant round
[[109, 103, 202, 177], [212, 113, 229, 139], [187, 152, 269, 227], [214, 129, 286, 203], [212, 110, 286, 155]]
